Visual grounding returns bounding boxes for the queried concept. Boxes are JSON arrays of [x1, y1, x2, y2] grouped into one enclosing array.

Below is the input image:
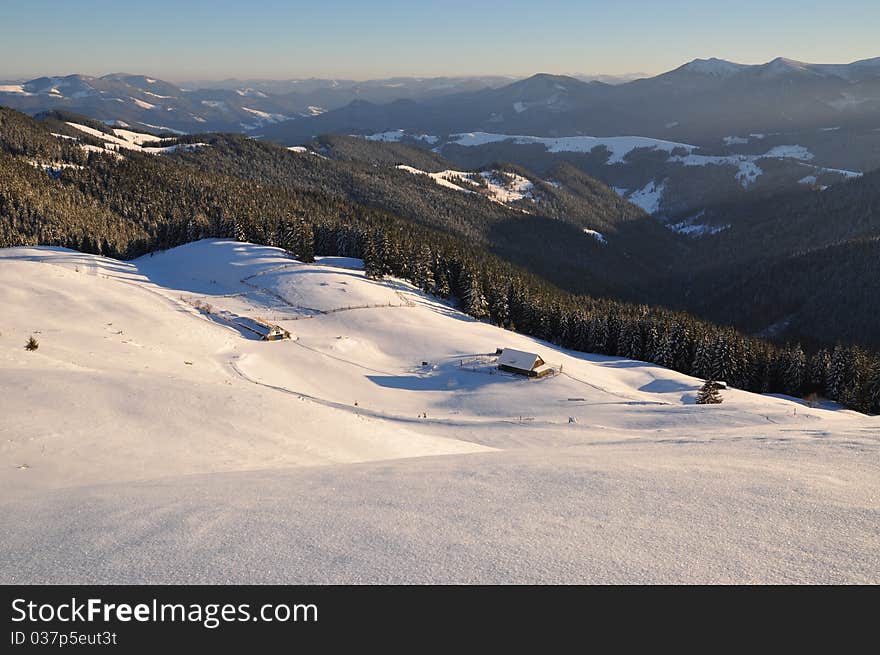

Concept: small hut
[[263, 324, 291, 341], [498, 348, 553, 378], [235, 316, 292, 341]]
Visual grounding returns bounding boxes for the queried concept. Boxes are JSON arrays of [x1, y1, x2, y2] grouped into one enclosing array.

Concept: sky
[[1, 0, 879, 81]]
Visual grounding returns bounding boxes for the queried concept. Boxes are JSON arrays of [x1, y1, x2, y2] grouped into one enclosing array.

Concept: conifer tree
[[867, 359, 880, 414], [412, 245, 435, 293], [461, 272, 488, 319], [780, 344, 806, 397], [695, 380, 723, 404], [826, 345, 849, 401], [487, 284, 510, 328]]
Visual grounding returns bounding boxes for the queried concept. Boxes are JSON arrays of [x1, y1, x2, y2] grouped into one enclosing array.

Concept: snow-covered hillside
[[64, 122, 207, 157], [1, 240, 877, 583], [395, 165, 536, 207]]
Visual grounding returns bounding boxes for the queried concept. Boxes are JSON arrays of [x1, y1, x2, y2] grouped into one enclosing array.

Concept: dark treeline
[[2, 106, 879, 413]]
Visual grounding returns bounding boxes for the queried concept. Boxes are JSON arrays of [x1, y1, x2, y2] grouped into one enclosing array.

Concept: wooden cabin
[[498, 348, 553, 378], [235, 316, 292, 341], [263, 324, 291, 341]]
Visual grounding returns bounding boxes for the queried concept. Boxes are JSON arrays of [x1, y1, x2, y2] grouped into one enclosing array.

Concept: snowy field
[[1, 240, 877, 583]]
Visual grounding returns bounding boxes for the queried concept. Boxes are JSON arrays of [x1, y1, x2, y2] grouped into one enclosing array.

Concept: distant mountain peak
[[678, 57, 748, 76], [763, 56, 809, 71]]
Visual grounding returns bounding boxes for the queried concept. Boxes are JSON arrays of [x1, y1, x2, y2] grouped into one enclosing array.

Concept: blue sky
[[1, 0, 878, 80]]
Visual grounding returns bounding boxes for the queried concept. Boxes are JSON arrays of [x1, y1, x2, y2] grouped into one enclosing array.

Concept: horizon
[[2, 0, 879, 80], [4, 54, 880, 85]]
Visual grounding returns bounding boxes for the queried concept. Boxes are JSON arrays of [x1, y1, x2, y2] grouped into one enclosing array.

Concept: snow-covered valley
[[1, 240, 877, 583]]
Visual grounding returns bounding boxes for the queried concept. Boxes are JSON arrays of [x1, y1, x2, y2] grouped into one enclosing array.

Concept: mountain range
[[4, 56, 880, 144], [256, 56, 880, 146]]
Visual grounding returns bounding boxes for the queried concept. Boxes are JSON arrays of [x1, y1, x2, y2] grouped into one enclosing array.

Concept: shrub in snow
[[696, 380, 723, 404], [25, 335, 39, 351]]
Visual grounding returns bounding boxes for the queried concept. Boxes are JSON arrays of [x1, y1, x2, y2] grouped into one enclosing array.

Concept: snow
[[670, 152, 764, 188], [723, 136, 749, 145], [241, 107, 293, 126], [130, 97, 157, 110], [367, 130, 407, 142], [1, 239, 877, 584], [498, 348, 542, 371], [65, 122, 204, 156], [763, 145, 814, 161], [811, 165, 862, 179], [627, 179, 666, 213], [200, 99, 229, 111], [112, 128, 165, 146], [479, 170, 535, 203], [67, 122, 153, 151], [395, 165, 535, 206], [449, 132, 697, 164], [79, 143, 124, 160], [137, 122, 187, 135], [365, 130, 438, 144], [513, 101, 527, 113], [668, 211, 730, 237], [0, 83, 31, 95], [396, 165, 475, 193], [583, 229, 607, 244], [799, 175, 818, 185]]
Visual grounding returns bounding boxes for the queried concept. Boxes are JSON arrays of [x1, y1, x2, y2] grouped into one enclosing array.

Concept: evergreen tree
[[779, 344, 806, 397], [826, 345, 849, 401], [695, 380, 723, 405], [461, 272, 488, 319], [412, 245, 435, 293], [294, 219, 315, 263], [806, 349, 831, 395], [487, 284, 510, 328], [867, 359, 880, 414]]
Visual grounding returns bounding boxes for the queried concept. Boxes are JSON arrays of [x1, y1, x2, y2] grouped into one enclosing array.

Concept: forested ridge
[[669, 168, 880, 348], [2, 106, 879, 413]]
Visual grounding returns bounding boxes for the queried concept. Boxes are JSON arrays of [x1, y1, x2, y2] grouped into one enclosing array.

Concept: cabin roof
[[498, 348, 542, 371]]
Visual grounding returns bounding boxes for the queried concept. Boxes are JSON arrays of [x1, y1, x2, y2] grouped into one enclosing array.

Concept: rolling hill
[[2, 240, 877, 583]]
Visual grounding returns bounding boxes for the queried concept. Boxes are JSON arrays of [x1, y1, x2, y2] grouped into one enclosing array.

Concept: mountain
[[257, 56, 880, 146], [0, 73, 313, 133], [8, 57, 880, 144], [251, 57, 880, 220], [0, 73, 519, 135], [178, 75, 517, 105]]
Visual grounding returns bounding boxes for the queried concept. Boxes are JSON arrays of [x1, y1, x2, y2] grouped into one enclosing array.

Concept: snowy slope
[[448, 131, 697, 163], [395, 165, 536, 207], [64, 122, 208, 156], [1, 240, 877, 583]]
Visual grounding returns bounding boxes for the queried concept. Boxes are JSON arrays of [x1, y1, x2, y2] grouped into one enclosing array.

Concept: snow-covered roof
[[498, 348, 542, 371]]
